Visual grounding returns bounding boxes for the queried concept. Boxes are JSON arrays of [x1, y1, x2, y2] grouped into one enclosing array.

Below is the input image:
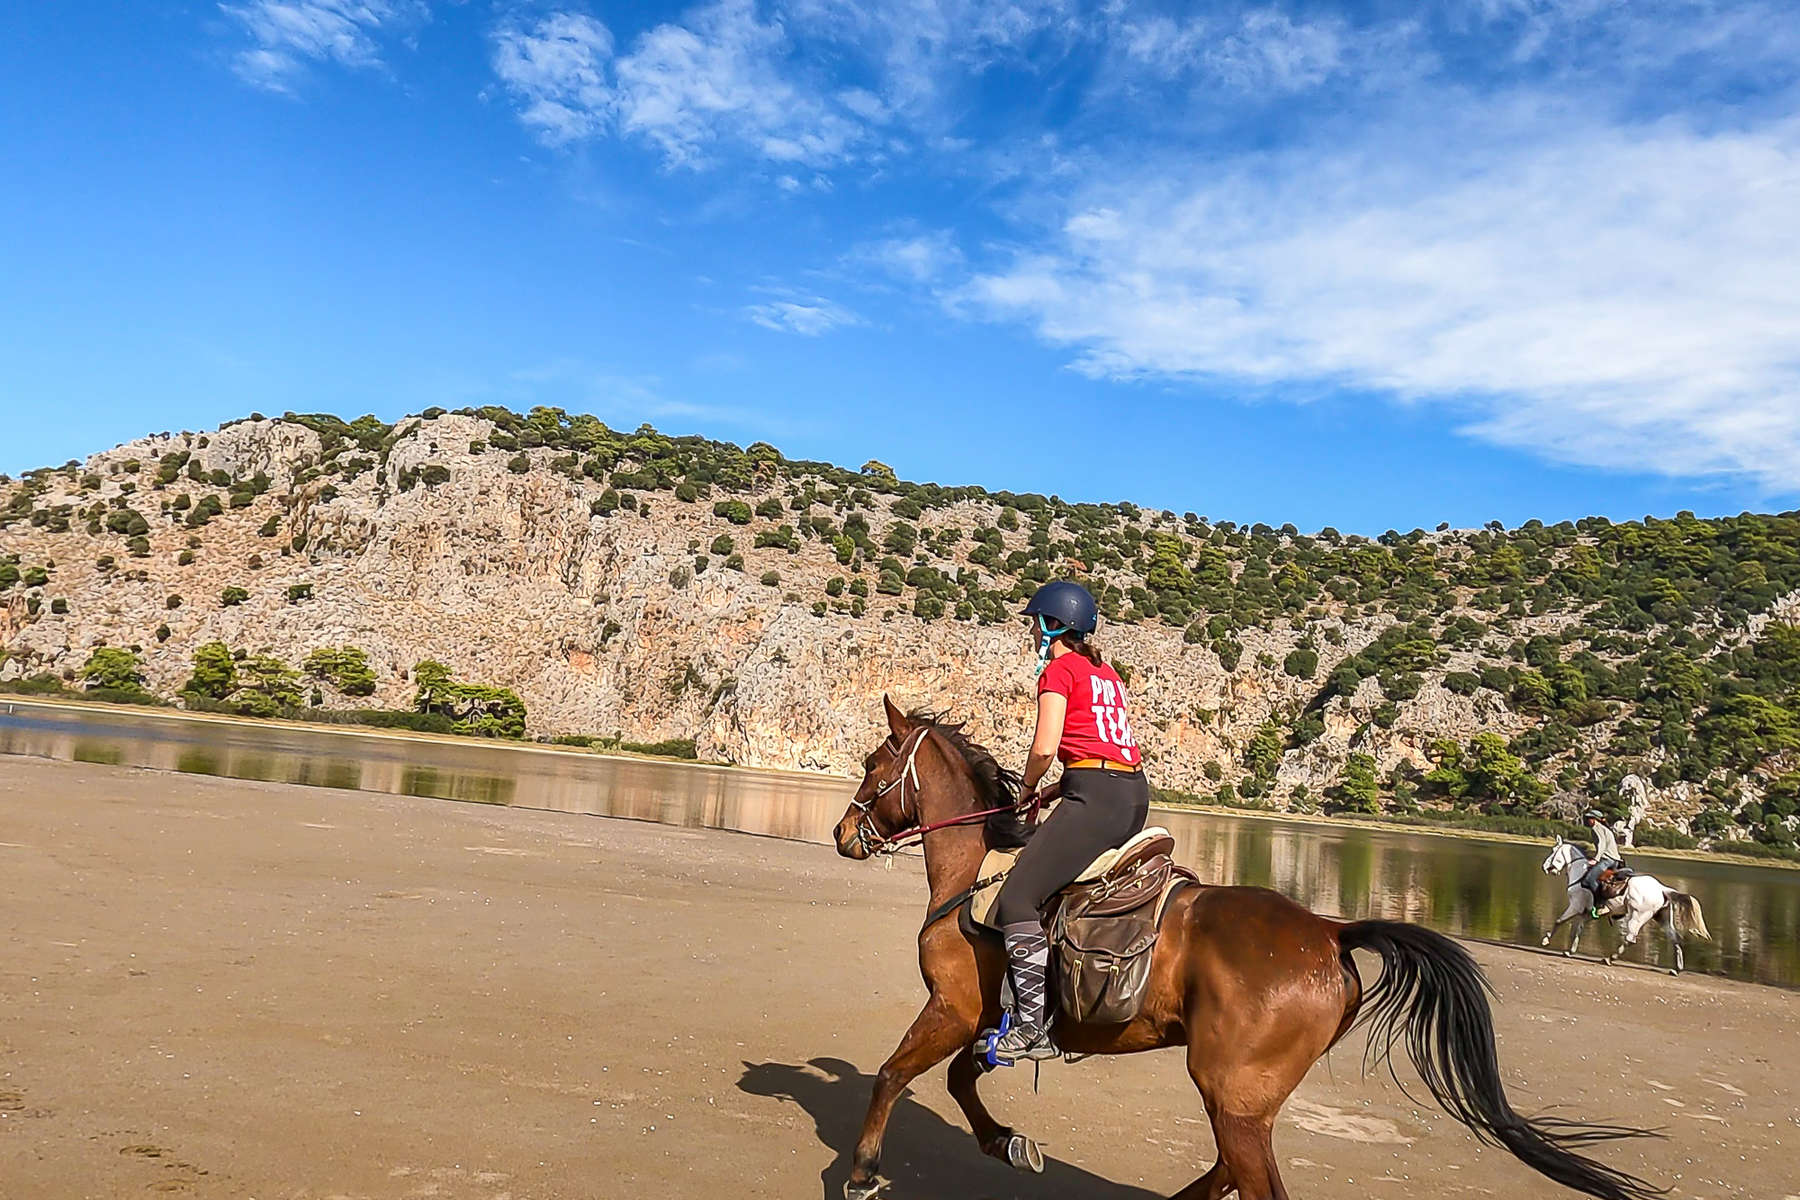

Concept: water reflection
[[2, 700, 1795, 987]]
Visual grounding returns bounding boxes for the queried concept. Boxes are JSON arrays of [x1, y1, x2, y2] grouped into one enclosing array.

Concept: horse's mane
[[906, 709, 1032, 849]]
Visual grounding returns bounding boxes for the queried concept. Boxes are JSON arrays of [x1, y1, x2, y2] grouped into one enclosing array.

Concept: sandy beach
[[1, 757, 1793, 1200]]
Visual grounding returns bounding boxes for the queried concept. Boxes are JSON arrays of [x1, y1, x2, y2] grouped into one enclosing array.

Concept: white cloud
[[961, 113, 1800, 486], [491, 12, 616, 145], [223, 0, 425, 92], [1111, 7, 1427, 96], [491, 1, 875, 165], [615, 0, 865, 167], [744, 295, 862, 334], [850, 230, 964, 283]]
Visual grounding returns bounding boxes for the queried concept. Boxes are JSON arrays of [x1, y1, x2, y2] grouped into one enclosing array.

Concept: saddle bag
[[1048, 852, 1187, 1026]]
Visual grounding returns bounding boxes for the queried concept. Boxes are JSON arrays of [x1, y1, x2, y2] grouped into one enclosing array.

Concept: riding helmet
[[1584, 808, 1604, 821], [1021, 580, 1098, 635]]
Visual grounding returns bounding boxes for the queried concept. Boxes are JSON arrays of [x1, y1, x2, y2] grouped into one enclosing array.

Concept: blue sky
[[2, 1, 1797, 533]]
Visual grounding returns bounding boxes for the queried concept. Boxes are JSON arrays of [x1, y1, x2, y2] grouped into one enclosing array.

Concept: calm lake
[[3, 699, 1796, 987]]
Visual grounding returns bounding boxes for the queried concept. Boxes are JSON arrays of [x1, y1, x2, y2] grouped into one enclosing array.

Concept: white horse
[[1539, 837, 1712, 974]]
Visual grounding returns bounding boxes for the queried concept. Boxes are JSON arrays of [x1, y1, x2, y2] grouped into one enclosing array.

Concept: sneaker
[[977, 1014, 1060, 1066]]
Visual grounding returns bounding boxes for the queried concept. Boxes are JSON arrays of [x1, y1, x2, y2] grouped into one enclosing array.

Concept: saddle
[[1595, 866, 1635, 903], [966, 828, 1198, 1026]]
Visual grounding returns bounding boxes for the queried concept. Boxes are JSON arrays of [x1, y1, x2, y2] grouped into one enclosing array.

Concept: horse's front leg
[[1542, 890, 1585, 948], [1567, 910, 1588, 957], [847, 991, 978, 1200]]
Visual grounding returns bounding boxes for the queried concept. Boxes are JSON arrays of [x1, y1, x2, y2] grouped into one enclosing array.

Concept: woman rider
[[980, 580, 1149, 1063]]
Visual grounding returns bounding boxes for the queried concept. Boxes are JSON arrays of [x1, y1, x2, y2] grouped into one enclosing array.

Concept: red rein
[[874, 793, 1041, 855]]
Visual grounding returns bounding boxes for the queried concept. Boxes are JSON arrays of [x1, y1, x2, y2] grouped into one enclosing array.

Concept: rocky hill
[[5, 407, 1800, 855]]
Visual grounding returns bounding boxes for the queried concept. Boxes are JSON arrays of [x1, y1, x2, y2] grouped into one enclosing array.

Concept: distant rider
[[1581, 808, 1623, 918], [978, 581, 1148, 1063]]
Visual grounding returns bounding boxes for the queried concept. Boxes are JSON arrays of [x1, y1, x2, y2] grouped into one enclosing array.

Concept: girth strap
[[923, 870, 1009, 930]]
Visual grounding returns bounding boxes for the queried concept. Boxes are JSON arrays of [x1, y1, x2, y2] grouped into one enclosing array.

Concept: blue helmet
[[1022, 581, 1098, 636]]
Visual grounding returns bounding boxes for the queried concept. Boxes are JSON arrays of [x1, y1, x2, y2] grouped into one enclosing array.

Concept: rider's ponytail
[[1056, 630, 1103, 667]]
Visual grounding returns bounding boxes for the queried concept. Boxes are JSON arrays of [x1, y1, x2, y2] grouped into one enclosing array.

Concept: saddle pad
[[969, 846, 1024, 929]]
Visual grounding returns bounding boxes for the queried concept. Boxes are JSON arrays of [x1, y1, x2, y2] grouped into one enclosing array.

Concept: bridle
[[847, 726, 930, 858], [846, 725, 1036, 858]]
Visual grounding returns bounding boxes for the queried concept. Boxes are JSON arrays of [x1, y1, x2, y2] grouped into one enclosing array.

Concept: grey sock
[[1001, 921, 1051, 1035]]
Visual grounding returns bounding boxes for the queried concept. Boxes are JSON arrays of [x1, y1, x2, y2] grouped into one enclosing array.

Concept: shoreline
[[0, 692, 848, 787], [4, 691, 1793, 872]]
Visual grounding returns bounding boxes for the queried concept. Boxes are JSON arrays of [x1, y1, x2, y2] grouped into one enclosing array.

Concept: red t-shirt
[[1038, 652, 1140, 766]]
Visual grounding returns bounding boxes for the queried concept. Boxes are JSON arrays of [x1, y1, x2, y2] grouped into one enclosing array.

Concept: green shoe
[[1589, 906, 1604, 919]]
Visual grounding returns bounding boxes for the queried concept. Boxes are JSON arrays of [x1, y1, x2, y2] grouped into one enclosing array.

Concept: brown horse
[[831, 699, 1660, 1200]]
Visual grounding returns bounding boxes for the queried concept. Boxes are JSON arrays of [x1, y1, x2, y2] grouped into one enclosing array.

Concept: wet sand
[[1, 758, 1793, 1200]]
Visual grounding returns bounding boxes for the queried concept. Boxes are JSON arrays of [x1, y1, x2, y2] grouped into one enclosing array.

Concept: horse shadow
[[736, 1057, 1163, 1200]]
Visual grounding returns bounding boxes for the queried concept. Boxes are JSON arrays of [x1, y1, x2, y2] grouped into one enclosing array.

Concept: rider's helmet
[[1022, 581, 1098, 676], [1021, 581, 1098, 635], [1584, 808, 1604, 822]]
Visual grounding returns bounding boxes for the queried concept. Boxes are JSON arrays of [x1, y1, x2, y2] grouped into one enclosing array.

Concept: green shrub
[[714, 500, 753, 525], [759, 570, 780, 587], [1282, 648, 1318, 679], [220, 586, 249, 607], [619, 737, 698, 760], [1443, 671, 1482, 696]]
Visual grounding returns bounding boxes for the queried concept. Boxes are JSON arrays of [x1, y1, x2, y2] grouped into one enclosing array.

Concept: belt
[[1065, 758, 1141, 772]]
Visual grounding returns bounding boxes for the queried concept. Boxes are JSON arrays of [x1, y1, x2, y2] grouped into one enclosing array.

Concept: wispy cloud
[[223, 0, 426, 93], [490, 12, 615, 144], [491, 0, 876, 166], [744, 294, 862, 335], [848, 229, 964, 284], [961, 108, 1800, 486]]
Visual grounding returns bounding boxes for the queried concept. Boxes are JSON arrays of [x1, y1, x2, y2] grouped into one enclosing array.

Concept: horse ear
[[882, 694, 909, 737]]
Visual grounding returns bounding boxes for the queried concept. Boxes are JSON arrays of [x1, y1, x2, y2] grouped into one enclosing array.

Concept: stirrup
[[976, 1013, 1059, 1071]]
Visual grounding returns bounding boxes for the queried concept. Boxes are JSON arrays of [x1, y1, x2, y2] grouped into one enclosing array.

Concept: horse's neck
[[913, 750, 991, 909]]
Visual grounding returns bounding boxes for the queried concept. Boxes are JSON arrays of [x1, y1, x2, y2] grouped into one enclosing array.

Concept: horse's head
[[1542, 837, 1578, 875], [834, 696, 929, 860]]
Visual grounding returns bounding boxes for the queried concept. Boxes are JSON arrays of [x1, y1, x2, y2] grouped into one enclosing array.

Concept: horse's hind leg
[[1207, 1111, 1287, 1200], [1660, 906, 1683, 974], [1170, 1159, 1233, 1200], [847, 992, 975, 1200], [944, 1045, 1041, 1171]]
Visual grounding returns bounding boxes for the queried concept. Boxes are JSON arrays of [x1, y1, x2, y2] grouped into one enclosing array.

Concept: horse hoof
[[845, 1176, 889, 1200], [1670, 968, 1680, 977], [1540, 935, 1551, 947], [1603, 956, 1614, 966], [1562, 950, 1572, 958], [1006, 1134, 1045, 1174]]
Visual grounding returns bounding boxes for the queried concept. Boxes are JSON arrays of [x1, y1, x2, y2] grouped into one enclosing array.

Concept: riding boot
[[980, 923, 1059, 1063]]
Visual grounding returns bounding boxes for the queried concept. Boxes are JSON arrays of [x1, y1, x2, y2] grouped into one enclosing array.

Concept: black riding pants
[[994, 767, 1150, 927]]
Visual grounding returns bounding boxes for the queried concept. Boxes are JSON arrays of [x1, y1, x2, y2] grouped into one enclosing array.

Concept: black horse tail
[[1339, 920, 1664, 1200]]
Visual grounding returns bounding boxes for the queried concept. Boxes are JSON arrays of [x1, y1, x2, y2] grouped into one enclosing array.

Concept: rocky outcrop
[[0, 416, 1587, 801]]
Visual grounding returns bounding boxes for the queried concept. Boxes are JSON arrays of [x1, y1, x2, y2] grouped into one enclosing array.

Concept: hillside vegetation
[[3, 405, 1799, 859]]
